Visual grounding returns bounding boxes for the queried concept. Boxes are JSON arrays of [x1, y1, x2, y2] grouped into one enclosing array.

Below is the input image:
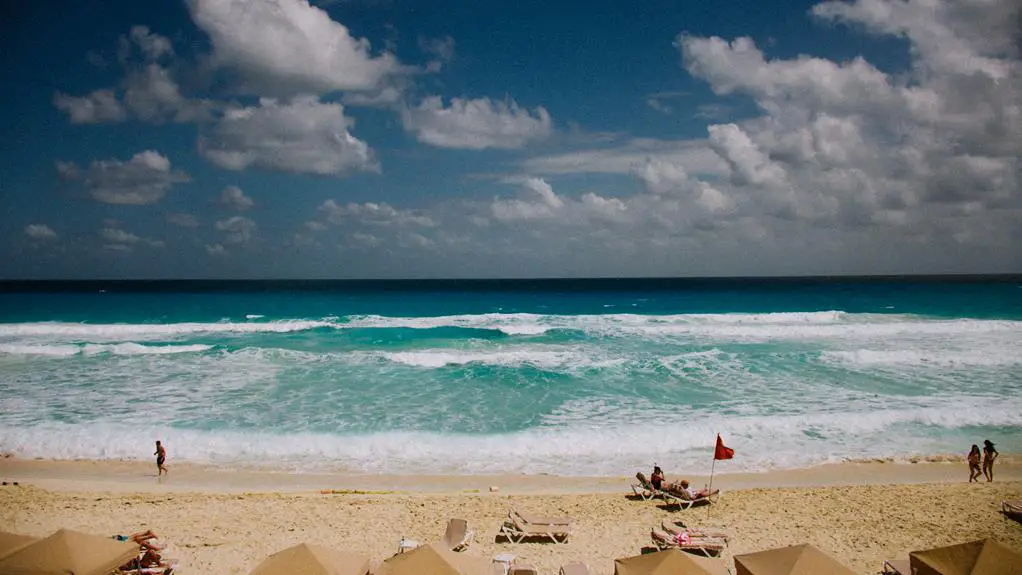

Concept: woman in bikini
[[967, 444, 981, 483], [982, 439, 998, 482]]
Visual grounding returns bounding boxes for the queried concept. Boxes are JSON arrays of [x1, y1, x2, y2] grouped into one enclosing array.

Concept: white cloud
[[54, 90, 127, 124], [318, 200, 435, 227], [521, 138, 730, 177], [219, 185, 254, 211], [186, 0, 401, 95], [57, 150, 190, 205], [663, 0, 1022, 237], [123, 64, 214, 123], [99, 226, 163, 251], [56, 27, 212, 124], [205, 243, 227, 256], [419, 35, 455, 72], [491, 178, 626, 223], [167, 213, 201, 228], [199, 97, 377, 175], [128, 25, 174, 61], [402, 97, 553, 149], [215, 216, 256, 244], [24, 224, 57, 240]]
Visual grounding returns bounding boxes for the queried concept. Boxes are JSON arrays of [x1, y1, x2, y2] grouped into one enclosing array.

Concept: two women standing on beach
[[968, 440, 998, 482]]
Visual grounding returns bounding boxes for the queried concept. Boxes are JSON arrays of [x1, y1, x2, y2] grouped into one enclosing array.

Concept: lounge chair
[[882, 558, 909, 574], [661, 520, 730, 542], [442, 518, 475, 551], [649, 528, 726, 558], [631, 472, 662, 501], [661, 486, 716, 510], [559, 562, 593, 575], [498, 508, 572, 544], [509, 564, 539, 575], [1003, 500, 1022, 522]]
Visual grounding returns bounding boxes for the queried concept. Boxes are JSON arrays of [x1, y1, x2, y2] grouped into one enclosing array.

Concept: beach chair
[[498, 508, 572, 544], [661, 487, 716, 510], [509, 564, 539, 575], [442, 518, 475, 551], [649, 528, 726, 557], [661, 520, 730, 543], [631, 472, 662, 501], [559, 562, 593, 575], [882, 558, 909, 574], [1003, 500, 1022, 522]]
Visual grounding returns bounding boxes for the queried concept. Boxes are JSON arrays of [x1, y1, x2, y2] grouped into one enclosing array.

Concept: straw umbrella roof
[[910, 539, 1022, 575], [734, 543, 856, 575], [375, 543, 493, 575], [248, 542, 371, 575], [614, 549, 728, 575], [0, 528, 139, 575], [0, 532, 40, 561]]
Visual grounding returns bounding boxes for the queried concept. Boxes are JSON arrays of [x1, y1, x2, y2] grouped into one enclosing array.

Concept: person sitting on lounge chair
[[650, 466, 665, 491]]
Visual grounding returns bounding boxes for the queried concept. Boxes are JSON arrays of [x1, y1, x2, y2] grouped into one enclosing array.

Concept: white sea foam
[[0, 319, 333, 340], [0, 342, 212, 356], [1, 312, 1019, 342], [2, 397, 1020, 475], [822, 349, 1022, 367]]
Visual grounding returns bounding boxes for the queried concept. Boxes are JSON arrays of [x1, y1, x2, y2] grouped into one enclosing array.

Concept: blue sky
[[2, 0, 1019, 279]]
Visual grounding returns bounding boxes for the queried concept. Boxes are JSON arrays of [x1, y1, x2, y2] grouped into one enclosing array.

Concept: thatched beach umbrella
[[909, 539, 1022, 575], [614, 549, 728, 575], [734, 543, 856, 575], [375, 543, 493, 575], [0, 531, 39, 561], [0, 528, 139, 575], [248, 542, 371, 575]]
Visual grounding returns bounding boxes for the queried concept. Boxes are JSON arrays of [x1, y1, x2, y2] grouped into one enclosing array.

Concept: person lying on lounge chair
[[664, 479, 718, 499]]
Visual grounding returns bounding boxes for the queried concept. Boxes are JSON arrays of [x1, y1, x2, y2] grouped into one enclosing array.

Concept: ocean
[[0, 277, 1020, 476]]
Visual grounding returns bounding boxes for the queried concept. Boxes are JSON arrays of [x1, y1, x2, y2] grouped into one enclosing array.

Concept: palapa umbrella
[[614, 549, 728, 575], [0, 532, 39, 561], [375, 542, 493, 575], [248, 542, 371, 575], [734, 543, 856, 575], [0, 528, 139, 575], [910, 539, 1022, 575]]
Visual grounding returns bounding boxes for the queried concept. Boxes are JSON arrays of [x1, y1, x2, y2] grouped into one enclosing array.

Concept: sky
[[1, 0, 1020, 279]]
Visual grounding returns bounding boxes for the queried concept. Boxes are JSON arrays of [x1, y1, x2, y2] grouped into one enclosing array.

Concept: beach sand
[[2, 459, 1021, 574]]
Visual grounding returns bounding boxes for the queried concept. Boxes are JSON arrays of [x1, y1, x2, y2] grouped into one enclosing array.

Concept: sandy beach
[[2, 458, 1021, 574]]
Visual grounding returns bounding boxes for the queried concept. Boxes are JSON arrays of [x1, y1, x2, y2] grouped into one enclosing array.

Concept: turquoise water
[[0, 278, 1020, 475]]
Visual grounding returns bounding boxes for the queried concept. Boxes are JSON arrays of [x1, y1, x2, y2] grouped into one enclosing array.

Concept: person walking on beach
[[154, 441, 167, 476], [967, 444, 981, 483], [982, 439, 998, 482]]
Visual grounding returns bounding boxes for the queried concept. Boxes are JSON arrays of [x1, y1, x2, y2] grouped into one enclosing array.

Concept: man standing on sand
[[154, 441, 167, 476]]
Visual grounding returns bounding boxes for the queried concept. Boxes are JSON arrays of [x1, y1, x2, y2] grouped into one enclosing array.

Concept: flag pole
[[707, 433, 718, 518]]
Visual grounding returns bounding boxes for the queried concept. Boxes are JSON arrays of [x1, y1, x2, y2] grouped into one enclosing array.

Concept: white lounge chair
[[882, 558, 909, 575], [649, 528, 726, 557], [442, 518, 475, 551], [498, 508, 572, 544]]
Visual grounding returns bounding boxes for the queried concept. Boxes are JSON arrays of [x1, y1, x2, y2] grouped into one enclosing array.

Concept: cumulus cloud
[[205, 243, 227, 256], [402, 97, 553, 149], [55, 26, 212, 124], [54, 90, 127, 124], [521, 138, 729, 177], [24, 224, 57, 240], [99, 226, 163, 251], [186, 0, 402, 95], [318, 199, 435, 227], [491, 178, 626, 223], [219, 185, 254, 211], [57, 150, 190, 205], [215, 216, 256, 244], [199, 97, 377, 175], [671, 0, 1022, 238]]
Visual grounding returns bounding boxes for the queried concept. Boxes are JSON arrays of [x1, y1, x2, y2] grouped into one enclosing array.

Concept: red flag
[[714, 434, 734, 460]]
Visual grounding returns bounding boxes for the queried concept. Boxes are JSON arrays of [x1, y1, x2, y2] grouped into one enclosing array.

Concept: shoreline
[[2, 456, 1020, 494]]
